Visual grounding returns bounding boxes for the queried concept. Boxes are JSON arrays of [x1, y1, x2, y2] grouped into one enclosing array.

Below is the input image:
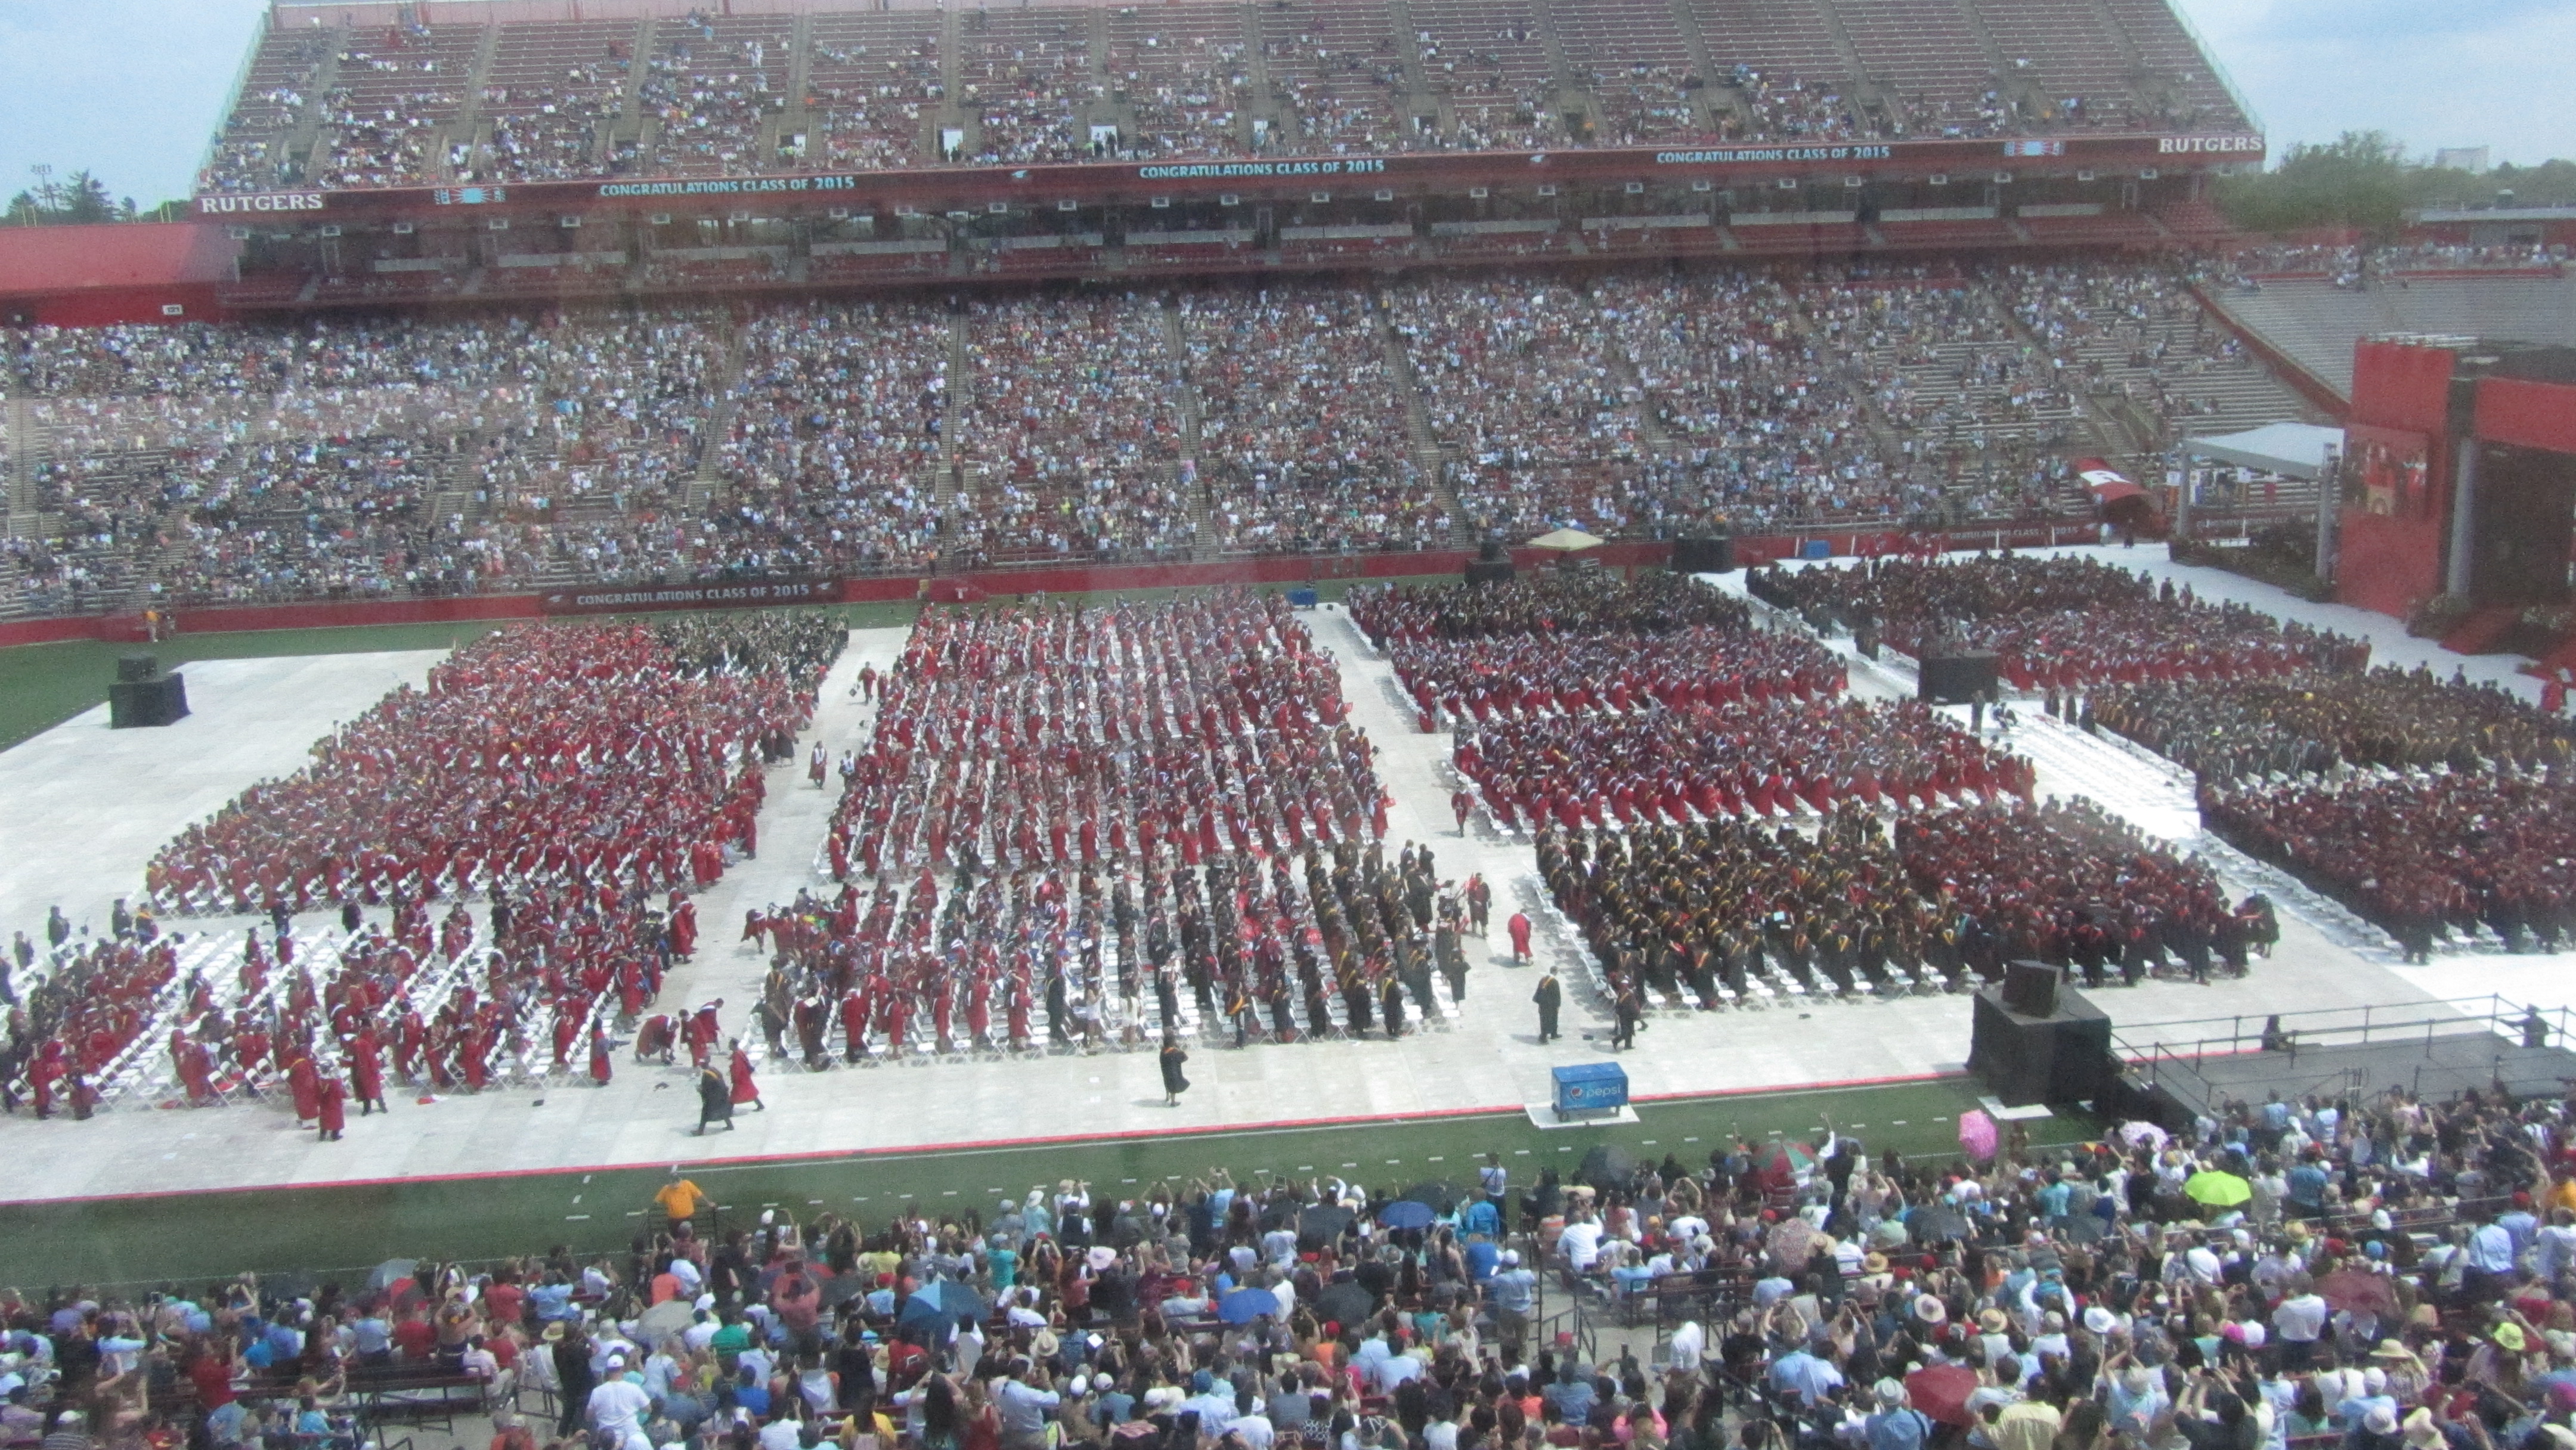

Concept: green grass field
[[0, 1077, 2092, 1291], [0, 576, 1446, 752]]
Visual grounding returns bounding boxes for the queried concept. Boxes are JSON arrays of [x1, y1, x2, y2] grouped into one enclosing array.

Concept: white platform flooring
[[0, 547, 2564, 1201]]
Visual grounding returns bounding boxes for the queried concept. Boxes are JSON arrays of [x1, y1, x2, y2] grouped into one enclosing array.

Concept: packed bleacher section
[[714, 300, 952, 577], [1179, 286, 1442, 556], [195, 0, 2253, 191], [1542, 792, 2238, 1007], [1750, 555, 2371, 689], [0, 259, 2323, 616], [5, 1066, 2571, 1450], [2089, 667, 2576, 784], [2203, 773, 2576, 963], [801, 591, 1465, 1054], [144, 615, 837, 915], [953, 295, 1193, 565]]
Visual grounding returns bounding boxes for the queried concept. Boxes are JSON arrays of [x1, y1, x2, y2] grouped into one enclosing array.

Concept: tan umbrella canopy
[[1526, 528, 1605, 552]]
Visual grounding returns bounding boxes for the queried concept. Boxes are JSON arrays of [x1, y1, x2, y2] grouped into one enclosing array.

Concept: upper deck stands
[[1103, 5, 1255, 160], [806, 11, 943, 171], [956, 8, 1094, 165], [639, 14, 797, 176]]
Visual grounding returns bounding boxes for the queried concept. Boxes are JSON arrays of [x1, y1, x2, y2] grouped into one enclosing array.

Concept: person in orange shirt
[[655, 1169, 711, 1232]]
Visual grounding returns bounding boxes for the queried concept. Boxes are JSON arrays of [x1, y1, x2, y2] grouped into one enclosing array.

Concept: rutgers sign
[[197, 192, 327, 214], [2157, 135, 2265, 154]]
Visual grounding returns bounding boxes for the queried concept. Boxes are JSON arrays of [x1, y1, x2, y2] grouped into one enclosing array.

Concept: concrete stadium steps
[[2211, 272, 2576, 404]]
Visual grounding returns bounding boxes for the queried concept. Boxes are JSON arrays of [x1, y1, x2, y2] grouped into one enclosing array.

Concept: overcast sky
[[0, 0, 2569, 209]]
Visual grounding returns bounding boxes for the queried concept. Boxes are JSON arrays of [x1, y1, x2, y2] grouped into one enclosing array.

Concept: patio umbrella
[[1767, 1217, 1820, 1272], [1314, 1281, 1373, 1328], [368, 1258, 418, 1291], [1377, 1200, 1435, 1230], [1298, 1204, 1355, 1248], [1906, 1201, 1971, 1244], [819, 1274, 868, 1309], [2182, 1170, 2252, 1209], [897, 1293, 950, 1338], [1906, 1364, 1983, 1429], [1401, 1181, 1461, 1214], [1575, 1144, 1637, 1188], [1218, 1288, 1278, 1324], [1752, 1142, 1816, 1191], [2116, 1121, 2169, 1151], [1260, 1200, 1301, 1231], [637, 1299, 695, 1342], [1957, 1110, 1999, 1163], [1527, 528, 1605, 552], [2317, 1268, 2400, 1319]]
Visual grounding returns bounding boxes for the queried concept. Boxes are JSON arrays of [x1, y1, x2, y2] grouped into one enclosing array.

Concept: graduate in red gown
[[588, 1023, 614, 1086], [668, 892, 698, 959], [172, 1029, 217, 1107], [349, 1025, 386, 1114], [316, 1074, 347, 1141], [726, 1039, 763, 1111], [287, 1049, 322, 1121]]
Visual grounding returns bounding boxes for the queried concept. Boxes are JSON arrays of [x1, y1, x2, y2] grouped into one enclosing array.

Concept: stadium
[[3, 2, 2576, 1449]]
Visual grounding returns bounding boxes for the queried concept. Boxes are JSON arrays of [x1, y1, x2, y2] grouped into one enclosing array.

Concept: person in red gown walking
[[727, 1039, 763, 1112], [1507, 911, 1534, 963], [316, 1074, 347, 1142], [589, 1023, 614, 1086], [287, 1049, 322, 1121], [349, 1026, 386, 1115]]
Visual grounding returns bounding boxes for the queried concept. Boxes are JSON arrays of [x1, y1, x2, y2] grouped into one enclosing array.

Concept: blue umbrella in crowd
[[1378, 1200, 1435, 1230], [1218, 1288, 1278, 1324]]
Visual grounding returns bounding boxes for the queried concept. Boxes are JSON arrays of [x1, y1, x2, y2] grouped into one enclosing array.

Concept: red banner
[[534, 578, 838, 615]]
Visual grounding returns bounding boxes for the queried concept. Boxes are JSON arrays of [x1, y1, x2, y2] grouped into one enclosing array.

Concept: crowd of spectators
[[1894, 797, 2246, 984], [1181, 289, 1443, 556], [955, 297, 1193, 565], [807, 591, 1450, 1053], [1541, 791, 2238, 1007], [0, 262, 2311, 617], [2088, 669, 2576, 785], [2201, 773, 2576, 965], [1456, 697, 2036, 833], [1750, 557, 2370, 690], [1351, 575, 1840, 731], [1352, 574, 1743, 644], [24, 1043, 2576, 1450], [196, 0, 2247, 191], [144, 614, 837, 915], [715, 300, 953, 577]]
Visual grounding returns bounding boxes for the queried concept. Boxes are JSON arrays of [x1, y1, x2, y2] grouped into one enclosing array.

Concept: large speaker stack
[[1464, 539, 1516, 587], [1917, 650, 2001, 705], [1672, 535, 1736, 574], [1967, 965, 2114, 1107], [109, 653, 190, 729]]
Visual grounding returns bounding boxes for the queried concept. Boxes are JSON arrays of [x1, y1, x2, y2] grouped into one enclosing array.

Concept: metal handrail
[[2119, 996, 2574, 1091]]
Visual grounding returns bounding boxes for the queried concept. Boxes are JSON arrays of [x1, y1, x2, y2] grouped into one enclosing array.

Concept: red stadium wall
[[2336, 341, 2462, 619], [2476, 377, 2576, 455], [0, 223, 238, 326]]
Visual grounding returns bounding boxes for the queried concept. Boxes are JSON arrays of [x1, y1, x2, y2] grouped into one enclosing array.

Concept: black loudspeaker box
[[117, 653, 160, 682], [1672, 536, 1736, 573], [2002, 960, 2061, 1017], [1464, 558, 1516, 586], [1967, 986, 2114, 1107], [109, 673, 190, 729], [1918, 650, 2000, 705]]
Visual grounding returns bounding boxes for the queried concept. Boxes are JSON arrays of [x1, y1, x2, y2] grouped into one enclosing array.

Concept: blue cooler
[[1799, 540, 1833, 560], [1286, 587, 1319, 608], [1551, 1062, 1629, 1120]]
